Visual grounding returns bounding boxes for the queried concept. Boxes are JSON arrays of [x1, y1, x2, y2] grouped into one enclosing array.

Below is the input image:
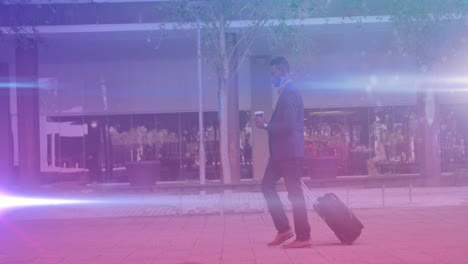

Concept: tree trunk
[[217, 18, 241, 184], [226, 33, 241, 184], [219, 85, 231, 183], [220, 76, 241, 184]]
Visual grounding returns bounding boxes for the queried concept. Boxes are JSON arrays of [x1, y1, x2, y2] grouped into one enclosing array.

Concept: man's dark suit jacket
[[266, 82, 305, 161]]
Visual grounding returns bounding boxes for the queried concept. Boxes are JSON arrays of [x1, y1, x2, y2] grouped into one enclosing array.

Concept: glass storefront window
[[44, 116, 86, 183], [46, 108, 443, 182], [180, 112, 199, 181], [343, 107, 371, 176], [106, 115, 133, 182], [82, 115, 115, 183], [304, 106, 420, 178], [58, 116, 86, 170], [369, 106, 419, 175], [156, 113, 181, 181], [131, 114, 157, 162], [304, 108, 350, 177], [440, 104, 468, 172], [240, 110, 253, 179], [204, 112, 220, 180]]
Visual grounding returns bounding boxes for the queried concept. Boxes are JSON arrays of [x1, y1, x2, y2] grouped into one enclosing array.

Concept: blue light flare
[[0, 82, 49, 89], [297, 74, 468, 95]]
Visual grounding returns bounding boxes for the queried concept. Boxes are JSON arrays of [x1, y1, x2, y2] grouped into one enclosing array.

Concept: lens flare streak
[[0, 82, 49, 89], [0, 194, 94, 209]]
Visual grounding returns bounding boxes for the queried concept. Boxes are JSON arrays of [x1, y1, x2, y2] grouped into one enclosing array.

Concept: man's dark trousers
[[262, 157, 311, 241]]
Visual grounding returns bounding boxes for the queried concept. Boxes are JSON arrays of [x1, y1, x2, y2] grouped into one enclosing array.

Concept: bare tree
[[160, 0, 318, 184]]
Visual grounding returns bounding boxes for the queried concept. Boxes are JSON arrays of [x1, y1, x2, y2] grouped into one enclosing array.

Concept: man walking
[[255, 57, 311, 249]]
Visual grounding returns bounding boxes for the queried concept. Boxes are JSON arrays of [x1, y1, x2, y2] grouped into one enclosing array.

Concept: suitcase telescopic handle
[[300, 180, 318, 207]]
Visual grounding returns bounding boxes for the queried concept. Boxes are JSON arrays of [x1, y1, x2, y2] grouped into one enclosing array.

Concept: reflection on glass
[[59, 116, 86, 169], [84, 116, 102, 183], [131, 114, 157, 162], [369, 106, 419, 175], [83, 116, 113, 183], [156, 113, 181, 181], [304, 108, 349, 177], [180, 112, 199, 180], [106, 115, 132, 182], [240, 111, 253, 179], [204, 112, 220, 180], [304, 106, 420, 178], [440, 104, 468, 172], [346, 107, 370, 176], [44, 116, 86, 183]]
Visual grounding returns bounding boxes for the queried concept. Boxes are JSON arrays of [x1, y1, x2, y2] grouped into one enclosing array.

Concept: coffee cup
[[254, 111, 264, 119]]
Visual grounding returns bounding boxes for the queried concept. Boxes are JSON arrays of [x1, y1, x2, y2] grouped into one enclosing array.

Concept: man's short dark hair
[[270, 56, 290, 73]]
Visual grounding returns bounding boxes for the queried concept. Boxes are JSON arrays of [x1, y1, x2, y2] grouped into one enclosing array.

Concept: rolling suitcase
[[301, 181, 364, 245]]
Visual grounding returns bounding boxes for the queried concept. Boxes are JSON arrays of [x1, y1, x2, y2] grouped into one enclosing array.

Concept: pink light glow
[[0, 218, 61, 263]]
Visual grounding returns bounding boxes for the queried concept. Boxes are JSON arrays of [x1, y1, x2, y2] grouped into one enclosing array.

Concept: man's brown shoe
[[267, 230, 294, 246], [282, 239, 312, 249]]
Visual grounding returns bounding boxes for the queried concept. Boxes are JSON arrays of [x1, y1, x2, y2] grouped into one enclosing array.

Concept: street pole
[[197, 17, 206, 186]]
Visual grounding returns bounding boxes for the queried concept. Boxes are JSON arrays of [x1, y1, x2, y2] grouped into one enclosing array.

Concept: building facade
[[1, 1, 467, 186]]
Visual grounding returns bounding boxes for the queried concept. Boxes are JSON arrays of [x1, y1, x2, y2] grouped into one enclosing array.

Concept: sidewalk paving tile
[[2, 186, 468, 264]]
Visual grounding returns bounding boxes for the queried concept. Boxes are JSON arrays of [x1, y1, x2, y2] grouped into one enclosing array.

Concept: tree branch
[[227, 18, 264, 64], [230, 19, 269, 79]]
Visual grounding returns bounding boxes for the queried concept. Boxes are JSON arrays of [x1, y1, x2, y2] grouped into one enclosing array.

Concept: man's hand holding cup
[[254, 111, 266, 129]]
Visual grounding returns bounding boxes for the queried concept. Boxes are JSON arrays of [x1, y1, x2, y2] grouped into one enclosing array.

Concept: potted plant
[[110, 126, 160, 187]]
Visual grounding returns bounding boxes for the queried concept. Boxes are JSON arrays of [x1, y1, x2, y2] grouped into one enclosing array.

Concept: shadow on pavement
[[313, 241, 363, 247]]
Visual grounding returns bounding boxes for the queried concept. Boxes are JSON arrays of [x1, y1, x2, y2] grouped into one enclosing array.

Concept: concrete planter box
[[126, 161, 160, 187]]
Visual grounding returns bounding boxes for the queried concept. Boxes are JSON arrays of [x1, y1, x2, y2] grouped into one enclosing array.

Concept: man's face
[[270, 65, 283, 87]]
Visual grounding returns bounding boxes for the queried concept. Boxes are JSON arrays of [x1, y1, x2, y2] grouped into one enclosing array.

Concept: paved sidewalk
[[1, 206, 468, 264], [2, 186, 468, 220]]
